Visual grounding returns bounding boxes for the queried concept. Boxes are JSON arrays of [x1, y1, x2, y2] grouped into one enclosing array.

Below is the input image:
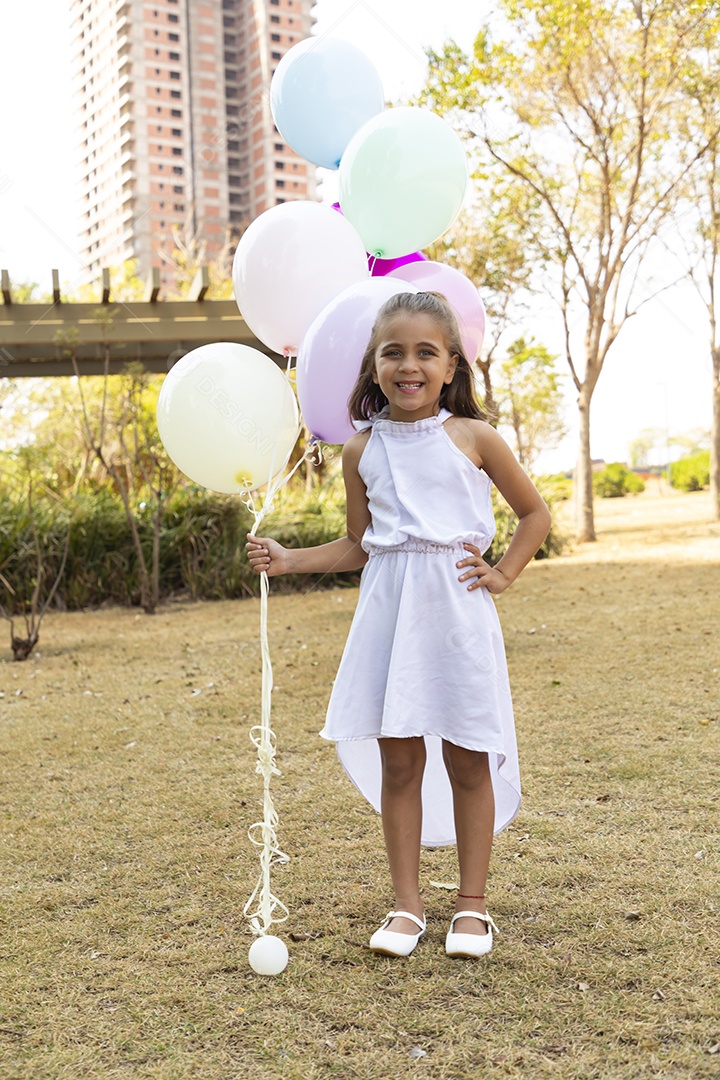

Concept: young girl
[[246, 292, 550, 959]]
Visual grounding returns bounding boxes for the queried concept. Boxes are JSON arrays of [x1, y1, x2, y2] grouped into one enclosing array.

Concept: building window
[[171, 108, 182, 117], [171, 90, 181, 98], [168, 13, 179, 22], [276, 198, 285, 204], [275, 161, 285, 170], [169, 51, 180, 60], [174, 203, 184, 212], [271, 33, 280, 41], [173, 165, 183, 174], [169, 32, 179, 41], [170, 70, 180, 79], [172, 147, 182, 155], [173, 185, 183, 193], [274, 142, 284, 151], [276, 179, 285, 188], [171, 128, 181, 137], [270, 14, 279, 21], [272, 52, 281, 60]]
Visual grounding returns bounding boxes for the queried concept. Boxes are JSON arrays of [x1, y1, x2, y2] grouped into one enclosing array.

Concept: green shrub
[[538, 472, 572, 501], [593, 462, 645, 498], [669, 451, 710, 492], [0, 464, 566, 610]]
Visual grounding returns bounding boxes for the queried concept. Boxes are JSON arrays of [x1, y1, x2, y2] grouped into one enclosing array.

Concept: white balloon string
[[241, 378, 327, 936]]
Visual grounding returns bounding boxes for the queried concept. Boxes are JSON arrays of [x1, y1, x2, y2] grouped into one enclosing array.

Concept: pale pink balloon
[[387, 261, 486, 361], [232, 201, 368, 356]]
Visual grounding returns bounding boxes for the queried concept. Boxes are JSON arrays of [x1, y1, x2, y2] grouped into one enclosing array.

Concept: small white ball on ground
[[248, 935, 289, 975]]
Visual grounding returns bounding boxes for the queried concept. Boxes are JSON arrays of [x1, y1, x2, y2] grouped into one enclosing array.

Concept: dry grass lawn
[[1, 487, 718, 1079]]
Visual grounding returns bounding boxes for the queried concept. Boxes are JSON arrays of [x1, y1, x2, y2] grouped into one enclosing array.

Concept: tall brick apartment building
[[71, 0, 316, 281]]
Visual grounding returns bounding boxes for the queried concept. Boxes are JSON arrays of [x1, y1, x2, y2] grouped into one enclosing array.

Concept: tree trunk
[[711, 349, 720, 521], [476, 359, 498, 426], [574, 389, 596, 542]]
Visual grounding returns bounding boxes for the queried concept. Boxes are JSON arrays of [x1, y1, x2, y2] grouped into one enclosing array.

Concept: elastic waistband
[[365, 540, 471, 557]]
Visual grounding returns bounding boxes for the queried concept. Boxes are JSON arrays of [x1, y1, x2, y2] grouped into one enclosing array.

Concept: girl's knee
[[379, 738, 426, 790], [443, 744, 490, 790]]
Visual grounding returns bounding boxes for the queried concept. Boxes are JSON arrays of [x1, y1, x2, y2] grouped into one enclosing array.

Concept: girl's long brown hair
[[347, 291, 486, 422]]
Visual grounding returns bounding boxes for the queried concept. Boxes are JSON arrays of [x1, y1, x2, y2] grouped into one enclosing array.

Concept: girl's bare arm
[[456, 421, 551, 594], [245, 433, 371, 576]]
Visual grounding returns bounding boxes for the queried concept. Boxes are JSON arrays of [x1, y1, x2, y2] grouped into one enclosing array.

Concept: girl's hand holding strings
[[457, 542, 510, 595], [245, 533, 291, 577]]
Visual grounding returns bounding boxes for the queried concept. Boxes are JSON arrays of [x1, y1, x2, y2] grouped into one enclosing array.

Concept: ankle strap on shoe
[[386, 910, 426, 931], [452, 910, 498, 933]]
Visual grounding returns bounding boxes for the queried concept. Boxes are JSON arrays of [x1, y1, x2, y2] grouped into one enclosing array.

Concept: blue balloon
[[270, 38, 384, 170]]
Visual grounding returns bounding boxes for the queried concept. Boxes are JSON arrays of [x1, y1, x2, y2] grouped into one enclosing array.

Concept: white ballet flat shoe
[[369, 910, 426, 957], [445, 909, 498, 958]]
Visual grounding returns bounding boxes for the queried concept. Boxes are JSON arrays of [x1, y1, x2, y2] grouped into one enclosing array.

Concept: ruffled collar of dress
[[352, 406, 452, 433]]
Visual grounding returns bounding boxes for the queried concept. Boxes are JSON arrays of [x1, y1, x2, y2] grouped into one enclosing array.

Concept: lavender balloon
[[297, 278, 418, 444], [388, 261, 486, 362]]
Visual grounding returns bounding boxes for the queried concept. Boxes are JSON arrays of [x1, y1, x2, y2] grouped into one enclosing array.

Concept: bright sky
[[0, 0, 712, 470]]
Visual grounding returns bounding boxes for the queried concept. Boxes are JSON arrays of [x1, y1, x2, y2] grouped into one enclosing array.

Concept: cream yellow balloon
[[157, 343, 299, 493]]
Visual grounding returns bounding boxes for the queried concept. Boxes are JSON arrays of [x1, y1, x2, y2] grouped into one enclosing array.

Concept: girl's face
[[372, 312, 458, 421]]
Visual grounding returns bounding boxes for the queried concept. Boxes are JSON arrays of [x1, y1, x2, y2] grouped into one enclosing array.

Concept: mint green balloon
[[338, 107, 468, 260]]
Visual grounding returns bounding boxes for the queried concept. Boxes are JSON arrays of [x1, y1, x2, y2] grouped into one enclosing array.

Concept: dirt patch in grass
[[1, 489, 718, 1079]]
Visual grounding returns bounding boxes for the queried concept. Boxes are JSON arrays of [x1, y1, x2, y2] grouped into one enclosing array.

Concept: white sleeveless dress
[[319, 408, 521, 846]]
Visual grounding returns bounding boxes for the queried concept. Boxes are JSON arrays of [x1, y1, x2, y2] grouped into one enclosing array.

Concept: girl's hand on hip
[[457, 542, 510, 595], [245, 533, 291, 577]]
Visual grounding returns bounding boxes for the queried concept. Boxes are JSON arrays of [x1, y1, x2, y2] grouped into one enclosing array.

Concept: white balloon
[[232, 200, 369, 356], [157, 343, 298, 493], [248, 935, 289, 975]]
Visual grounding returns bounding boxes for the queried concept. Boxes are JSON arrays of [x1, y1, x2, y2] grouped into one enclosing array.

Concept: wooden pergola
[[0, 267, 275, 378]]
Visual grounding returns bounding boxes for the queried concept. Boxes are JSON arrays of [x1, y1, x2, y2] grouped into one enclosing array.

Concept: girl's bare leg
[[378, 736, 427, 934], [443, 742, 494, 935]]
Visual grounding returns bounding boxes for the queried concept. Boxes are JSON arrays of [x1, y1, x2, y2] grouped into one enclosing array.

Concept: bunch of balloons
[[158, 35, 487, 489]]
